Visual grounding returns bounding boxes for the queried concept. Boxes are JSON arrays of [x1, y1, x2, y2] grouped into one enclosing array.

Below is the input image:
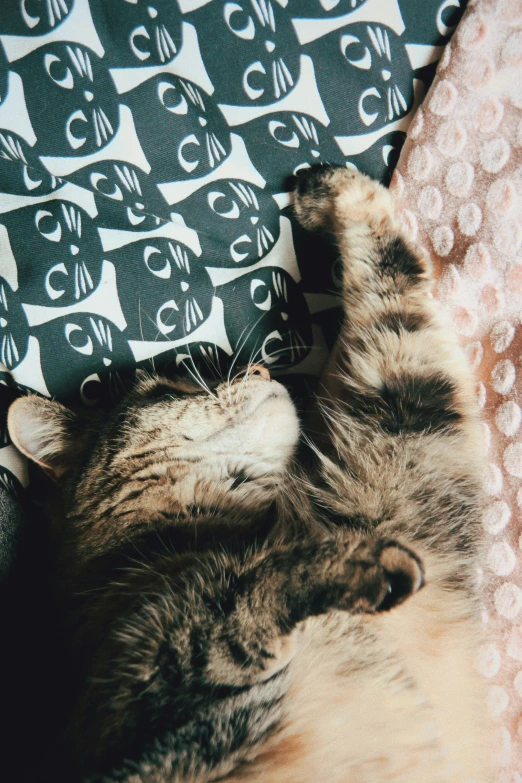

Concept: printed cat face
[[34, 313, 134, 398], [399, 0, 466, 45], [218, 267, 312, 368], [192, 0, 301, 105], [109, 238, 213, 342], [308, 23, 413, 135], [347, 130, 406, 185], [0, 131, 61, 196], [0, 0, 73, 35], [177, 180, 280, 267], [92, 0, 182, 66], [241, 112, 342, 191], [71, 161, 171, 231], [13, 43, 119, 155], [1, 201, 104, 306], [126, 75, 231, 181], [0, 279, 30, 371]]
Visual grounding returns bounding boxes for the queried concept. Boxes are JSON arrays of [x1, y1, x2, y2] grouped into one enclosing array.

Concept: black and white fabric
[[0, 0, 467, 497]]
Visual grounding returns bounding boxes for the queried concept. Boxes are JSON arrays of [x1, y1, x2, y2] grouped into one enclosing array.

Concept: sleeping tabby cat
[[8, 167, 491, 782]]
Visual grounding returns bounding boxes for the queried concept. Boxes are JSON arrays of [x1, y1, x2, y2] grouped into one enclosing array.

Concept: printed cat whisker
[[155, 24, 177, 63]]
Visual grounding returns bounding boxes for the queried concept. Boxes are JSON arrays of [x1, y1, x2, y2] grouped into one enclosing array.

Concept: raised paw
[[292, 164, 396, 235], [335, 537, 425, 614]]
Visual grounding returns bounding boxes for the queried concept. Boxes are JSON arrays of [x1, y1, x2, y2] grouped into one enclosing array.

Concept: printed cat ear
[[7, 396, 79, 480]]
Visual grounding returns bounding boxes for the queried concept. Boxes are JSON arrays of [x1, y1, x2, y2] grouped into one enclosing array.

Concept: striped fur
[[8, 167, 491, 782]]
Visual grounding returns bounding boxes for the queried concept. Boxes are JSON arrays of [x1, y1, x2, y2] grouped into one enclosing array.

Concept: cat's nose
[[381, 69, 391, 82], [250, 216, 259, 225], [84, 90, 94, 102], [265, 40, 275, 53], [239, 364, 271, 381]]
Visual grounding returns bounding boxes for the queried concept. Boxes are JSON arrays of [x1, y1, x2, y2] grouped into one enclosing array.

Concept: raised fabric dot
[[502, 32, 522, 67], [408, 108, 424, 140], [454, 306, 477, 336], [491, 360, 516, 394], [458, 13, 488, 49], [418, 186, 443, 220], [494, 220, 522, 256], [407, 145, 433, 180], [432, 225, 454, 256], [445, 161, 474, 198], [499, 0, 522, 24], [399, 210, 418, 241], [482, 500, 511, 534], [487, 541, 516, 576], [504, 442, 522, 477], [436, 120, 467, 156], [506, 262, 522, 292], [437, 264, 460, 298], [494, 582, 522, 620], [463, 242, 491, 278], [480, 285, 504, 314], [484, 462, 502, 495], [480, 137, 511, 173], [476, 642, 501, 677], [429, 79, 458, 116], [390, 170, 404, 197], [466, 56, 495, 90], [488, 685, 510, 716], [496, 401, 522, 436], [458, 203, 482, 236], [491, 321, 516, 352], [487, 179, 517, 217], [476, 97, 504, 133], [467, 340, 484, 369]]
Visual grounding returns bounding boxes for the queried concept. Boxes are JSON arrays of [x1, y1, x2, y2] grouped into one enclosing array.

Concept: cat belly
[[222, 584, 491, 783]]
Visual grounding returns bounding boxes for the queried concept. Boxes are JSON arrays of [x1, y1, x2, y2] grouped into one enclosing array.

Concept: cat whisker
[[177, 315, 218, 399], [226, 309, 271, 402]]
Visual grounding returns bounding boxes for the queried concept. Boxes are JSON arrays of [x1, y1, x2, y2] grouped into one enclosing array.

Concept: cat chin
[[238, 379, 300, 460]]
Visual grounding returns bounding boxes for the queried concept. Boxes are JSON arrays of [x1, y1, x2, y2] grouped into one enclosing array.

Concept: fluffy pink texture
[[391, 0, 522, 776]]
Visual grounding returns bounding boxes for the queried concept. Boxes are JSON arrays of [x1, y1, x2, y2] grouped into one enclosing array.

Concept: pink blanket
[[391, 0, 522, 776]]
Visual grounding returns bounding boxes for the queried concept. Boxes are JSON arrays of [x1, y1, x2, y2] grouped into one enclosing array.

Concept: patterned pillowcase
[[0, 0, 466, 495]]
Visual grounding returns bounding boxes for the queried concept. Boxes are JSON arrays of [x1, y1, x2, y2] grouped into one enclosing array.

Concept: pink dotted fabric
[[391, 1, 522, 777]]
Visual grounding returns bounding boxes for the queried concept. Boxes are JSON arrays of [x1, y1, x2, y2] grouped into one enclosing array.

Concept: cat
[[7, 166, 491, 782]]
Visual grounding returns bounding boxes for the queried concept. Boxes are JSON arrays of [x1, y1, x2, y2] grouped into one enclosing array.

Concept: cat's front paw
[[293, 164, 396, 234], [337, 537, 425, 614]]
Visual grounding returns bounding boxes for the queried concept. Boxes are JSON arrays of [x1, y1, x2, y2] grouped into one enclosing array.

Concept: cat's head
[[14, 42, 119, 155], [8, 368, 300, 559]]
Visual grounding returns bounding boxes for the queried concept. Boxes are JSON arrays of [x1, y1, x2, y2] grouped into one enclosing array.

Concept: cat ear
[[8, 396, 79, 480]]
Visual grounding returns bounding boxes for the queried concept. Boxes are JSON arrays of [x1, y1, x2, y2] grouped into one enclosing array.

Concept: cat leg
[[195, 536, 423, 688], [293, 164, 480, 443]]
